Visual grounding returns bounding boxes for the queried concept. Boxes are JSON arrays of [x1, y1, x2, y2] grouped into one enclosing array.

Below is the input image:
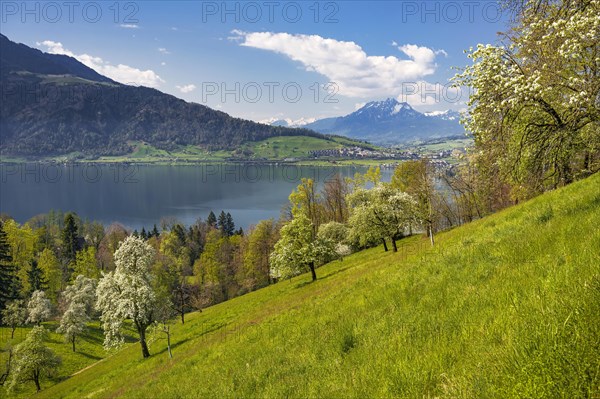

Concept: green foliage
[[289, 179, 321, 223], [37, 249, 61, 302], [3, 220, 35, 296], [72, 247, 99, 280], [391, 159, 438, 240], [241, 219, 278, 291]]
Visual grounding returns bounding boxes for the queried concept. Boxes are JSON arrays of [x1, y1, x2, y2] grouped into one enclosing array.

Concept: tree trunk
[[309, 261, 317, 282], [381, 238, 388, 252], [11, 327, 15, 339], [166, 326, 173, 359], [180, 310, 185, 324], [429, 225, 435, 247], [33, 370, 41, 392], [72, 335, 76, 352], [391, 237, 398, 252], [138, 327, 151, 358]]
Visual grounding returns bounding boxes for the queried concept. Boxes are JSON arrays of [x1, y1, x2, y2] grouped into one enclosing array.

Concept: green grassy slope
[[241, 135, 355, 159], [0, 322, 136, 398], [20, 174, 600, 398], [87, 136, 366, 164]]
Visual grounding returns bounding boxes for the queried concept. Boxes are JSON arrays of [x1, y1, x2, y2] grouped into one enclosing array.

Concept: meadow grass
[[6, 173, 600, 398], [0, 321, 137, 398]]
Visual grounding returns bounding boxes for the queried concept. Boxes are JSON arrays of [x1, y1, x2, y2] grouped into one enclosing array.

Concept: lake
[[0, 163, 392, 230]]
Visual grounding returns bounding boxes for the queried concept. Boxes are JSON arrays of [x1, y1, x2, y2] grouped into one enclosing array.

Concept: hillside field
[[3, 173, 599, 398]]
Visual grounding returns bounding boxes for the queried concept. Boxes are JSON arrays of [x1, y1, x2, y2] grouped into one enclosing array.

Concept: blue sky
[[1, 1, 508, 123]]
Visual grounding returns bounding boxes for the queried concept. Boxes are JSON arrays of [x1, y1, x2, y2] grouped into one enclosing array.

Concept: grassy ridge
[[11, 173, 600, 398]]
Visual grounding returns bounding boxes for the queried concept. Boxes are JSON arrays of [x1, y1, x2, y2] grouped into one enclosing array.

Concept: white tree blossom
[[1, 299, 27, 339], [453, 0, 600, 194], [7, 326, 61, 393], [57, 275, 97, 352], [270, 214, 334, 281], [26, 290, 51, 326], [318, 221, 352, 261], [347, 184, 420, 252], [96, 236, 156, 358]]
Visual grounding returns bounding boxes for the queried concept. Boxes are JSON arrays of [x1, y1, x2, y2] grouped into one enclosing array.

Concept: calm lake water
[[0, 164, 392, 230]]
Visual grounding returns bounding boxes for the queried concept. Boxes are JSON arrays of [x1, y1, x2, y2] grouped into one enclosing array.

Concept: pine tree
[[0, 221, 20, 312], [61, 214, 80, 263], [207, 211, 217, 228], [172, 224, 186, 246], [140, 227, 147, 240], [217, 211, 226, 231], [152, 224, 160, 238], [27, 259, 48, 294], [225, 213, 235, 237]]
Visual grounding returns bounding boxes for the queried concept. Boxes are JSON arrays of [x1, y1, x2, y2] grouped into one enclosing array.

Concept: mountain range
[[0, 34, 328, 158], [271, 98, 466, 145]]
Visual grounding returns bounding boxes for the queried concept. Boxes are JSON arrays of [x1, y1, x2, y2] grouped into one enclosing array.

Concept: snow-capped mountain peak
[[260, 117, 317, 128], [355, 98, 415, 117], [424, 110, 462, 121], [302, 98, 466, 145]]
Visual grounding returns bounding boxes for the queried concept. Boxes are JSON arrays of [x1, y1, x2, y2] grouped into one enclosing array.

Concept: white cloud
[[161, 62, 167, 66], [176, 84, 197, 93], [158, 47, 170, 54], [231, 31, 444, 98], [37, 40, 165, 88], [120, 24, 139, 29]]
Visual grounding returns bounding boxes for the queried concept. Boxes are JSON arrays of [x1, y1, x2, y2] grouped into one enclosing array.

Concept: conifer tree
[[207, 211, 217, 228], [0, 221, 19, 312], [61, 214, 80, 263]]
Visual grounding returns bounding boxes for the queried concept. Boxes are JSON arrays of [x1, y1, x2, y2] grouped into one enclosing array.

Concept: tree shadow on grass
[[152, 337, 193, 357], [293, 280, 313, 289], [320, 265, 353, 280], [293, 264, 353, 289], [76, 351, 103, 361]]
